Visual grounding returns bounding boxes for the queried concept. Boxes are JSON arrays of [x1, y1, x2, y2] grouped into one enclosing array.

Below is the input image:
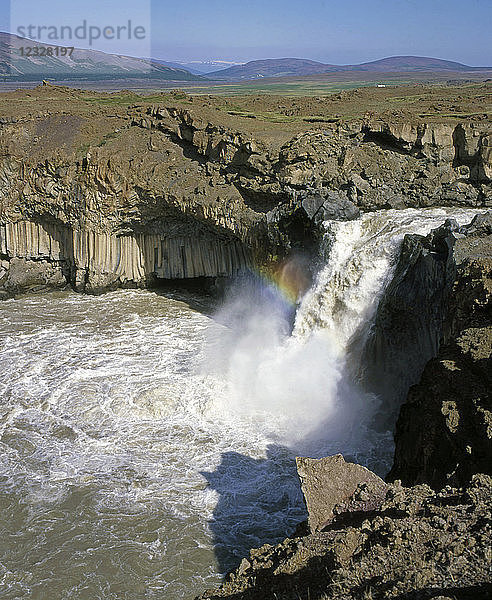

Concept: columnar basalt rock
[[0, 86, 490, 298], [0, 220, 250, 297], [388, 252, 492, 489]]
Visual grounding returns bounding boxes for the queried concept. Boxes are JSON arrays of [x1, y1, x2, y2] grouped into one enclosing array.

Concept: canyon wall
[[387, 215, 492, 489], [361, 211, 491, 433], [0, 220, 249, 296], [0, 86, 490, 297]]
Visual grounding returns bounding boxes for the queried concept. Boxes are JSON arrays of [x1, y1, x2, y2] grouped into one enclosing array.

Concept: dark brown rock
[[362, 212, 492, 426], [388, 255, 492, 489]]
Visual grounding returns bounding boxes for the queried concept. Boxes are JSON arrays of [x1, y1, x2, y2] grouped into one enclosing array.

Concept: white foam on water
[[0, 208, 484, 599], [0, 289, 308, 598]]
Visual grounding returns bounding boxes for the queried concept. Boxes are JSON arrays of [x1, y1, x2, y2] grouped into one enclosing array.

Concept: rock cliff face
[[0, 220, 249, 296], [0, 85, 490, 297], [354, 212, 491, 489], [388, 220, 491, 489], [361, 212, 492, 421]]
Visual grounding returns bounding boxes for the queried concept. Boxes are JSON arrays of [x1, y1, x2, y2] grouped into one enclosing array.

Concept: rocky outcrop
[[388, 247, 491, 489], [356, 212, 492, 490], [296, 455, 387, 533], [0, 219, 249, 296], [0, 86, 490, 297], [362, 212, 492, 422], [269, 121, 491, 213], [197, 462, 492, 600]]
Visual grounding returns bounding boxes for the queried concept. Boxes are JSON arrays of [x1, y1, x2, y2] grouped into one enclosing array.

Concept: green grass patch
[[96, 129, 124, 147], [418, 112, 490, 118], [80, 93, 141, 105], [302, 115, 339, 123]]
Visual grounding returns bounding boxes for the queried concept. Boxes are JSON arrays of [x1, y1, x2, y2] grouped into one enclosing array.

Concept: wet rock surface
[[196, 470, 492, 600]]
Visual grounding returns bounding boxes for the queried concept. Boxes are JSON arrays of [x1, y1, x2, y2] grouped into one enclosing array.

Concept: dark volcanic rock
[[298, 189, 360, 224], [0, 256, 68, 297], [388, 253, 492, 489], [296, 454, 387, 532], [362, 212, 492, 423], [196, 471, 492, 600]]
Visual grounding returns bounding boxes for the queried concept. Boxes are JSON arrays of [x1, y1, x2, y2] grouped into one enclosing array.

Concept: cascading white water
[[295, 207, 482, 342], [0, 208, 484, 599], [210, 208, 484, 453]]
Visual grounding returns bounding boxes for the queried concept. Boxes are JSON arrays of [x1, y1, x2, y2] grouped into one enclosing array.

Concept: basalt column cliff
[[0, 84, 490, 297]]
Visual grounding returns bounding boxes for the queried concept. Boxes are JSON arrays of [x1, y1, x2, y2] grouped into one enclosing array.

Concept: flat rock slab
[[296, 454, 388, 532]]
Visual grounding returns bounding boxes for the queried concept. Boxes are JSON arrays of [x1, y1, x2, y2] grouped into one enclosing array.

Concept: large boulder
[[296, 454, 387, 532], [197, 473, 492, 600]]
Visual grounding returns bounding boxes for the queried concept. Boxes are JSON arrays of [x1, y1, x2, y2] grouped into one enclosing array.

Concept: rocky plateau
[[0, 83, 490, 297]]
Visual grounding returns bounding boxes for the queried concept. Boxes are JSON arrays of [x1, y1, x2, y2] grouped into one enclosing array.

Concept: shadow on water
[[200, 444, 307, 575], [200, 379, 393, 579], [199, 325, 396, 577], [150, 278, 219, 316]]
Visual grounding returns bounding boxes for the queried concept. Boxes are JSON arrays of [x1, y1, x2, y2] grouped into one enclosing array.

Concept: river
[[0, 208, 482, 599]]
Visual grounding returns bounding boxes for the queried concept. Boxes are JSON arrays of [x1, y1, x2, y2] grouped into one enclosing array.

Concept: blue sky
[[3, 0, 492, 65]]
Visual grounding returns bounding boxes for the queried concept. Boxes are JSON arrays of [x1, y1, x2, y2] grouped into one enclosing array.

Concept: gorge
[[0, 83, 490, 599]]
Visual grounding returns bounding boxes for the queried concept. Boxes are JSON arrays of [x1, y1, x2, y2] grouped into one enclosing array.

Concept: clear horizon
[[153, 0, 492, 66], [1, 0, 491, 66]]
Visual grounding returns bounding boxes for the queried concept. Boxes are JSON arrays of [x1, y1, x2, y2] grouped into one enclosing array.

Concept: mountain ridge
[[1, 32, 490, 83], [0, 32, 204, 81], [208, 55, 492, 80]]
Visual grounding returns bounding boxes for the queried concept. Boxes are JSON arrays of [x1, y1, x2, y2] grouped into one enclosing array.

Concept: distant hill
[[151, 59, 244, 75], [208, 58, 335, 80], [176, 61, 246, 74], [0, 32, 204, 81], [208, 55, 492, 80], [150, 58, 204, 74], [345, 56, 490, 72]]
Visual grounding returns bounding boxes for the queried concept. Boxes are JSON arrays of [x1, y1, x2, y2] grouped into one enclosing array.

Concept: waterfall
[[294, 207, 482, 344], [209, 207, 484, 463]]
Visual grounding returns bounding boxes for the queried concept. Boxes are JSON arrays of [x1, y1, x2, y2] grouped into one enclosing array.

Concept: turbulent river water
[[0, 208, 483, 599]]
